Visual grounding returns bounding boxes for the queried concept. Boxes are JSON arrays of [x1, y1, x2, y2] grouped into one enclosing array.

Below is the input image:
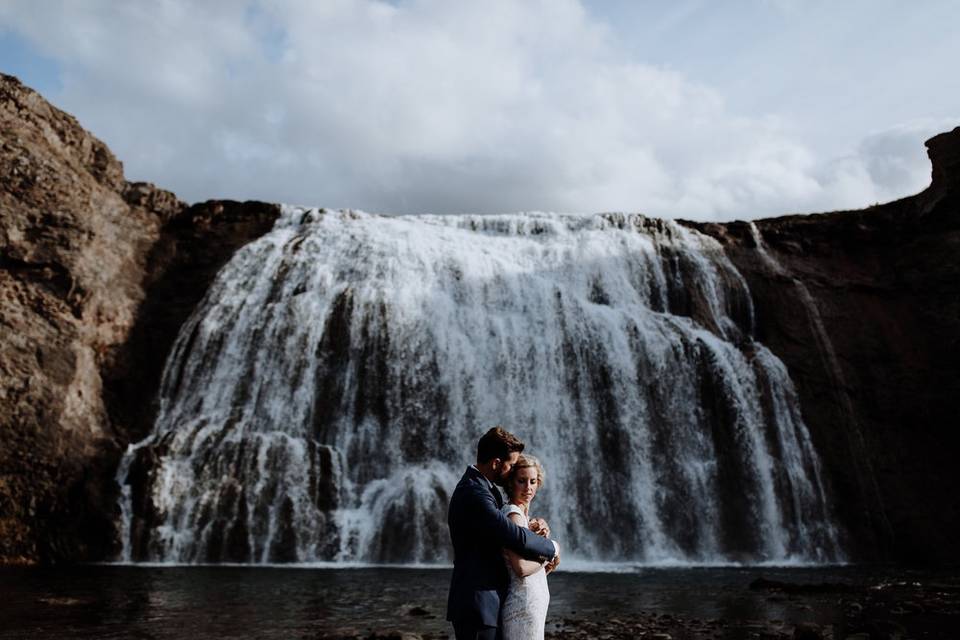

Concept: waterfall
[[117, 207, 842, 565]]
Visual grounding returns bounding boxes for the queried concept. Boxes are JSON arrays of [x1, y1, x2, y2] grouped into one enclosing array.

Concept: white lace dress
[[500, 504, 550, 640]]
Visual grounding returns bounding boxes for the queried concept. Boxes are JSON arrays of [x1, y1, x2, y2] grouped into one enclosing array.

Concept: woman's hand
[[528, 517, 550, 538]]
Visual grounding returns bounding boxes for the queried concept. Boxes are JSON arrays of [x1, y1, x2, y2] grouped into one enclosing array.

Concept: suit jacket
[[446, 466, 557, 627]]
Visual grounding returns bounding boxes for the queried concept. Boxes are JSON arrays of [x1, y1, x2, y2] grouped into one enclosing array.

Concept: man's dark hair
[[477, 426, 524, 463]]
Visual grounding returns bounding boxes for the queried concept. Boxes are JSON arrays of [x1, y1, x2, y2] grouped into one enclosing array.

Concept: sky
[[1, 0, 957, 221]]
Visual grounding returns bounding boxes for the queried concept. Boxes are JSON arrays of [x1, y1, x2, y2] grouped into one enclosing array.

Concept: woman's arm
[[465, 484, 557, 561], [503, 512, 546, 577]]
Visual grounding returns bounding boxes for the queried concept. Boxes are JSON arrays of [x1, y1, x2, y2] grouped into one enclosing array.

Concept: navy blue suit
[[446, 466, 557, 636]]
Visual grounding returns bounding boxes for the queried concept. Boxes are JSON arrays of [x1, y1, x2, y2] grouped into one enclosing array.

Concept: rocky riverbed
[[310, 572, 960, 640], [547, 575, 960, 640]]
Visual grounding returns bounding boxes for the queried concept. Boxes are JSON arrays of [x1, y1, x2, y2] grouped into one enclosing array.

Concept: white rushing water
[[117, 208, 842, 565]]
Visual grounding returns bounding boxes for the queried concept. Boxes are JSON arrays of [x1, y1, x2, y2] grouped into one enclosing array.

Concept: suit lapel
[[490, 483, 503, 509]]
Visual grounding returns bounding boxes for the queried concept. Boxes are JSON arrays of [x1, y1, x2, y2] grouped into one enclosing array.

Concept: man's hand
[[545, 554, 560, 574], [529, 517, 550, 538]]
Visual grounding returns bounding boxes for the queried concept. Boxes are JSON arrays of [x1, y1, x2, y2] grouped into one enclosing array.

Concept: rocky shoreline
[[311, 575, 960, 640]]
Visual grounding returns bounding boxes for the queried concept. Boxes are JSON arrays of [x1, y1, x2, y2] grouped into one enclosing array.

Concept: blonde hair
[[509, 454, 545, 490]]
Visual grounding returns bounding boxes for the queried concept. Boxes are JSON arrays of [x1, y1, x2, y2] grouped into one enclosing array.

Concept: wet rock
[[792, 622, 823, 640], [685, 126, 960, 563], [318, 630, 425, 640], [751, 576, 858, 594], [103, 197, 281, 447], [36, 596, 94, 606], [902, 600, 924, 613], [850, 619, 906, 640]]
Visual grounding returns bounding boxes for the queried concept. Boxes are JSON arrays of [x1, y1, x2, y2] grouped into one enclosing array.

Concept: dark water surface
[[1, 564, 956, 639]]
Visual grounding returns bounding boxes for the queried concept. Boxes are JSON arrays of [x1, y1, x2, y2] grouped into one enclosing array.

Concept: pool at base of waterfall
[[2, 564, 958, 639]]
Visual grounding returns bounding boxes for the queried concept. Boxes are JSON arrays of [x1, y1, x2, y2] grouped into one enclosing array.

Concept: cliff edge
[[0, 73, 278, 563], [684, 126, 960, 560]]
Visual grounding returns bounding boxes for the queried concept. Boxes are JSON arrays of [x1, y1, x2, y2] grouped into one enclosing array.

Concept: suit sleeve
[[466, 483, 557, 561]]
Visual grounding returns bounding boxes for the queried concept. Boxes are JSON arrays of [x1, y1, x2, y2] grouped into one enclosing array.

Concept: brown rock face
[[0, 73, 175, 563], [682, 126, 960, 561], [0, 73, 279, 564]]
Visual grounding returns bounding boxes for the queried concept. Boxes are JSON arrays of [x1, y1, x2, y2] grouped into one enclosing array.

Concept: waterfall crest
[[118, 207, 842, 564]]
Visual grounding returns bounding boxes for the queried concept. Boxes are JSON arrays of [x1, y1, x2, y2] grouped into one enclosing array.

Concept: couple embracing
[[446, 426, 561, 640]]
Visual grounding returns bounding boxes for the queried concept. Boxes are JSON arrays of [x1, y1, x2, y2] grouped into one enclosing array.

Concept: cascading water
[[117, 207, 842, 565]]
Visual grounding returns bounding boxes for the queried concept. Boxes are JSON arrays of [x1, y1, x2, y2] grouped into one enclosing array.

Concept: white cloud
[[0, 0, 953, 220]]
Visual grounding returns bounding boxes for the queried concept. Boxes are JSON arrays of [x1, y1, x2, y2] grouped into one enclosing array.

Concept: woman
[[500, 455, 557, 640]]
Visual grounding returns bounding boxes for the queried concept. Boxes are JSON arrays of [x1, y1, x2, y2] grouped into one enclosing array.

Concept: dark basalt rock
[[102, 197, 282, 447], [681, 126, 960, 562]]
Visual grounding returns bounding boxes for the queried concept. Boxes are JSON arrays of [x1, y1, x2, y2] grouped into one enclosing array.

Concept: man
[[446, 426, 561, 640]]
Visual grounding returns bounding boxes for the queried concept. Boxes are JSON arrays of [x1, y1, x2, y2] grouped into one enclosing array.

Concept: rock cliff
[[0, 72, 956, 563], [0, 73, 279, 563], [682, 127, 960, 560]]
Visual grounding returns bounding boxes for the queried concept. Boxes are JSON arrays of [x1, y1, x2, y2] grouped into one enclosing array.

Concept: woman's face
[[510, 466, 539, 505]]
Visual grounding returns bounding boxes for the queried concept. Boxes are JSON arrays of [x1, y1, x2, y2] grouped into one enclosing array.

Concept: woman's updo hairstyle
[[508, 454, 545, 489]]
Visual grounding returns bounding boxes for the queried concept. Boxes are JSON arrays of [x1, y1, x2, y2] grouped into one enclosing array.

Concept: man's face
[[494, 451, 520, 487]]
